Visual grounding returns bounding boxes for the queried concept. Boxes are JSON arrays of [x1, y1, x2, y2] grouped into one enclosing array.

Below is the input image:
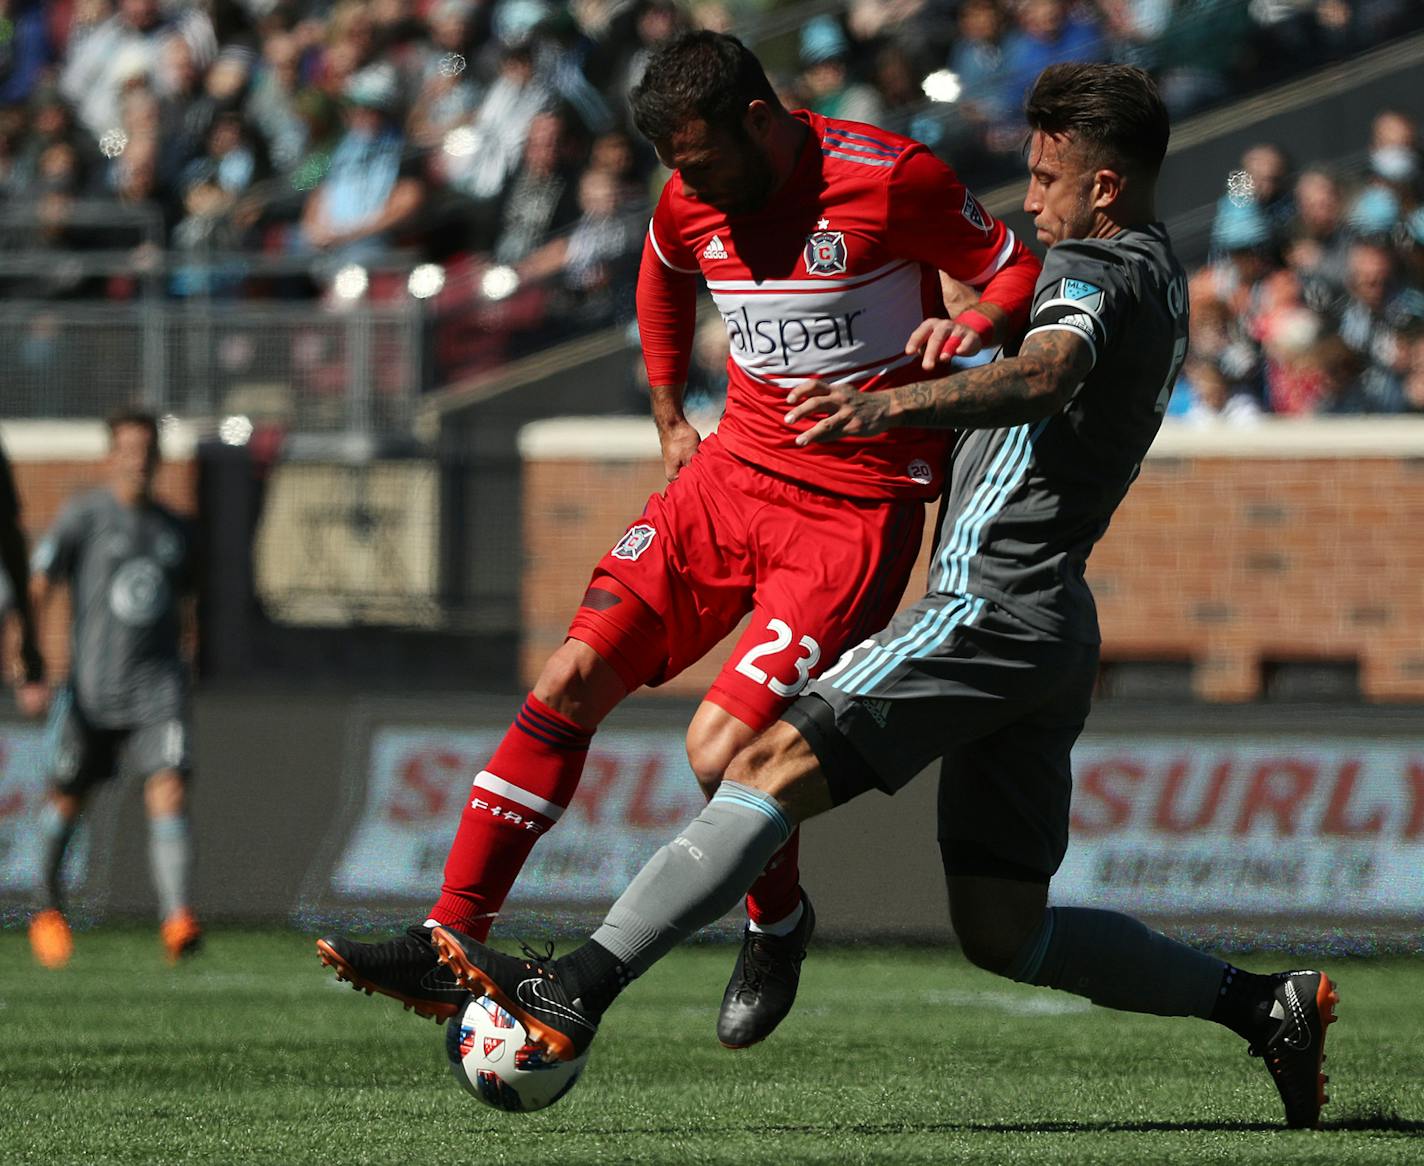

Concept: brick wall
[[521, 418, 1424, 703]]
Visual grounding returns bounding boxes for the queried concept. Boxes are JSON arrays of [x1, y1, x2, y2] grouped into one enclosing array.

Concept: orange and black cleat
[[431, 926, 597, 1062], [161, 908, 204, 963], [1251, 970, 1340, 1129], [316, 926, 467, 1022], [28, 908, 73, 970]]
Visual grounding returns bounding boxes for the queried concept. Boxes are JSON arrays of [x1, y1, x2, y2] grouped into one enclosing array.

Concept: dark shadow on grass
[[540, 1115, 1424, 1136]]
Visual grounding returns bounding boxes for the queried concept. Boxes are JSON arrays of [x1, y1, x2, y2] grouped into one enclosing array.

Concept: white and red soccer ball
[[444, 994, 588, 1112]]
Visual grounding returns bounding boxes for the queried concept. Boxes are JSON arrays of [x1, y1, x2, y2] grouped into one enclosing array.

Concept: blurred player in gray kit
[[26, 408, 201, 969], [0, 434, 47, 716]]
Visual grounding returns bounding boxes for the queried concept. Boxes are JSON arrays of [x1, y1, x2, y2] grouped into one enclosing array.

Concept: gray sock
[[39, 802, 78, 912], [591, 782, 792, 977], [148, 813, 192, 919], [1005, 906, 1225, 1019]]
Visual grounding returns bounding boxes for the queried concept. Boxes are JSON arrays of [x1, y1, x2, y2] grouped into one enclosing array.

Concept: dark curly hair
[[629, 31, 782, 144], [1025, 63, 1170, 180]]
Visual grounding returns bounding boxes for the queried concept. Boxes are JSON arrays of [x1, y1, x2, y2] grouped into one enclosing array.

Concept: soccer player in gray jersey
[[428, 65, 1338, 1130], [26, 408, 202, 969]]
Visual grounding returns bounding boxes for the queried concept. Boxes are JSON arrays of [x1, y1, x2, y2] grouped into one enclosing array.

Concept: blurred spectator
[[1401, 329, 1424, 413], [1194, 200, 1278, 329], [440, 44, 551, 201], [488, 110, 581, 265], [407, 1, 484, 152], [1334, 241, 1414, 411], [1241, 144, 1295, 241], [297, 64, 424, 264], [519, 167, 641, 330], [60, 0, 217, 138], [797, 16, 884, 126], [247, 31, 310, 173], [947, 0, 1012, 134], [1155, 0, 1252, 116], [7, 86, 95, 195], [1174, 356, 1262, 425], [1001, 0, 1103, 116], [1099, 0, 1171, 71], [1287, 168, 1350, 308], [1365, 108, 1420, 207], [173, 113, 261, 252], [1306, 333, 1369, 414], [0, 0, 57, 106]]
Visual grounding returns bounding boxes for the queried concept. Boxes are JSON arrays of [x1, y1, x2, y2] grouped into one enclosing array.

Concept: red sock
[[430, 695, 592, 938], [745, 828, 802, 926]]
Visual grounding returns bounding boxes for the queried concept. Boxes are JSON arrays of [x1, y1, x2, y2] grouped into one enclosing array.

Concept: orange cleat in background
[[161, 908, 203, 963], [28, 909, 73, 969]]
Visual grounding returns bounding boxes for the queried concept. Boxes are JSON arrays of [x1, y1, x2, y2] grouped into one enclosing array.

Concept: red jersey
[[638, 110, 1039, 501]]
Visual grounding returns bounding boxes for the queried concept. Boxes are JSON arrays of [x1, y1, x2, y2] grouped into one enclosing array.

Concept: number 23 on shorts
[[735, 618, 822, 698]]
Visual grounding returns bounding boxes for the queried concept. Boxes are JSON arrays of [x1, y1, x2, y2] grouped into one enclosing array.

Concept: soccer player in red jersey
[[318, 31, 1041, 1047]]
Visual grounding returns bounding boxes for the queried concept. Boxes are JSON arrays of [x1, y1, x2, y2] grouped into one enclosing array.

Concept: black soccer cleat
[[430, 926, 597, 1063], [717, 892, 816, 1049], [1249, 969, 1340, 1129], [316, 926, 469, 1022]]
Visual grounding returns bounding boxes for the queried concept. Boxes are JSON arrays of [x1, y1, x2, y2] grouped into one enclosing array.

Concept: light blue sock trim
[[710, 782, 792, 844], [149, 813, 189, 841], [1005, 907, 1056, 984]]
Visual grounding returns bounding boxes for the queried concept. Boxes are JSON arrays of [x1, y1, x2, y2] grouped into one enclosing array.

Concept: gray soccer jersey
[[799, 225, 1190, 876], [33, 489, 192, 728], [927, 224, 1189, 644]]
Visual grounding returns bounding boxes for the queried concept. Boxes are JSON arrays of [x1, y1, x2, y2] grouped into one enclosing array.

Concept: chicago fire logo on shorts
[[804, 230, 847, 275], [612, 523, 656, 561]]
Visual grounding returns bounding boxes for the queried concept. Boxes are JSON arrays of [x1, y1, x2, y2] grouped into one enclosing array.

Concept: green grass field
[[2, 928, 1421, 1165]]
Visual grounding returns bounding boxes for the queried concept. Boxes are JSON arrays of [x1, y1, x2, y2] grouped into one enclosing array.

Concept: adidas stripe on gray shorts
[[784, 597, 1098, 880]]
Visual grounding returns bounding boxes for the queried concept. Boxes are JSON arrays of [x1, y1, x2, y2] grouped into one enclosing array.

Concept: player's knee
[[947, 878, 1048, 977], [144, 769, 186, 817], [686, 736, 735, 797], [532, 641, 623, 728]]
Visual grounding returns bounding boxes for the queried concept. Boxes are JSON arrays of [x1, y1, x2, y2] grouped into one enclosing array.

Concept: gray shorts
[[784, 597, 1097, 881], [48, 688, 193, 797]]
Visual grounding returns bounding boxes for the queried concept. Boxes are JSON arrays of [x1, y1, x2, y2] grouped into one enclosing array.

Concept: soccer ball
[[444, 994, 589, 1112]]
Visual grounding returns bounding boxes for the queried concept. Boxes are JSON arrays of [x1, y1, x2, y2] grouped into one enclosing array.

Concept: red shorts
[[567, 434, 925, 730]]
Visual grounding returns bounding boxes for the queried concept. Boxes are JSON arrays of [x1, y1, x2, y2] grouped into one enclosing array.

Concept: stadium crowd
[[0, 1, 1421, 389], [1176, 110, 1424, 420]]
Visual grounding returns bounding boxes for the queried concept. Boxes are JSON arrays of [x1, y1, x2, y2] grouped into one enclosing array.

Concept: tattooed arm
[[784, 326, 1094, 445]]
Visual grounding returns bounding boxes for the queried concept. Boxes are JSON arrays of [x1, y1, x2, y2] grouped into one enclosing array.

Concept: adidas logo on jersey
[[863, 699, 892, 728], [1057, 312, 1098, 336], [703, 234, 728, 260]]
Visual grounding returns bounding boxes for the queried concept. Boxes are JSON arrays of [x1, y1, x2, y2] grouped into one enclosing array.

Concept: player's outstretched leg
[[430, 927, 599, 1062], [1249, 970, 1339, 1129], [717, 890, 815, 1048], [316, 926, 471, 1022]]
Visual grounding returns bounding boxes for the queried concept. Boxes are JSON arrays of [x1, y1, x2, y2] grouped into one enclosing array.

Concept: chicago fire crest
[[803, 230, 847, 275]]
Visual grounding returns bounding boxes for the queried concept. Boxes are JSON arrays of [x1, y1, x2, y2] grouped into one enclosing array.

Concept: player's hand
[[785, 380, 893, 445], [658, 419, 701, 481], [15, 682, 49, 719], [906, 315, 986, 371]]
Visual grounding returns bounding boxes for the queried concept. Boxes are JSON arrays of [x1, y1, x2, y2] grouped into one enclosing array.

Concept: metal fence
[[0, 299, 425, 433]]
